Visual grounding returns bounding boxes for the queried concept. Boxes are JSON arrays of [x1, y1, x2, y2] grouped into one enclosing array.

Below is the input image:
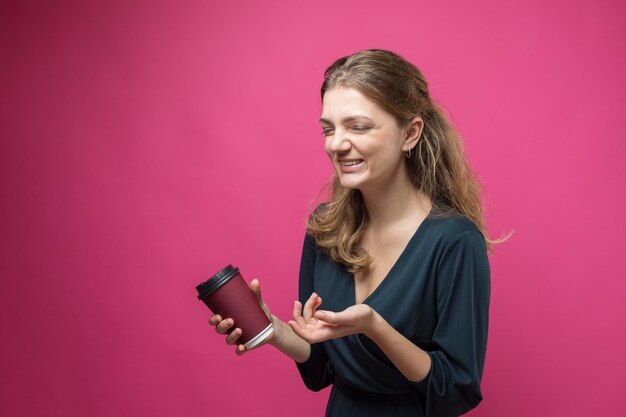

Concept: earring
[[405, 149, 412, 158]]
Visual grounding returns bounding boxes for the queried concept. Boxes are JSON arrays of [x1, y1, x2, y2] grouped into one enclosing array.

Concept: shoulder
[[422, 216, 490, 287], [426, 213, 482, 239], [423, 214, 486, 254], [303, 202, 330, 247]]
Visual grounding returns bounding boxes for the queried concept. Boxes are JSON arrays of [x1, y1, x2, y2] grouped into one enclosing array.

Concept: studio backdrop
[[1, 1, 625, 416]]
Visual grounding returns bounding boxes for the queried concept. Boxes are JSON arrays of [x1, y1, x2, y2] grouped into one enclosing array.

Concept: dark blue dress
[[296, 214, 491, 417]]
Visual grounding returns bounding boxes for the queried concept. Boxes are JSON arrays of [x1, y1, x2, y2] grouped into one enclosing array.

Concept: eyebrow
[[319, 115, 375, 124]]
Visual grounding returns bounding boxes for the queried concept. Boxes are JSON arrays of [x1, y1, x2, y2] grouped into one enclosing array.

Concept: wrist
[[267, 314, 311, 363], [267, 314, 283, 347], [364, 308, 386, 339]]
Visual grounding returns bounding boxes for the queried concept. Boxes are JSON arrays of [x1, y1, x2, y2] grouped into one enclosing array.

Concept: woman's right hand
[[208, 278, 274, 356]]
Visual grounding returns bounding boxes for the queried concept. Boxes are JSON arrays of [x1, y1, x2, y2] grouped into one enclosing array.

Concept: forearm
[[268, 314, 311, 363], [366, 311, 432, 383]]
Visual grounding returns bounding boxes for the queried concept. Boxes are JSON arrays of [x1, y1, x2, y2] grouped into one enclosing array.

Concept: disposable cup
[[196, 265, 273, 350]]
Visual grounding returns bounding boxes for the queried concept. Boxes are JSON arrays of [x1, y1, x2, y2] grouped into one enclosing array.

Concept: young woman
[[209, 49, 491, 417]]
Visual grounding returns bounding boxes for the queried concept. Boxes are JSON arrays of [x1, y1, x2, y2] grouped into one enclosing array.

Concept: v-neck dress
[[295, 214, 490, 417]]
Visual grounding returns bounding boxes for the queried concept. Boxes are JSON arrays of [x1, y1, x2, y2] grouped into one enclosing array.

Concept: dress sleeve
[[415, 230, 491, 417], [295, 233, 334, 392]]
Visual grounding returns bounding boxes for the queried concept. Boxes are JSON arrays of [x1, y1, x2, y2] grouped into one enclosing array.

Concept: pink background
[[2, 1, 625, 416]]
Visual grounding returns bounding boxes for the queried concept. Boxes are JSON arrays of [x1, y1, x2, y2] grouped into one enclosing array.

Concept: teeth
[[340, 160, 363, 166]]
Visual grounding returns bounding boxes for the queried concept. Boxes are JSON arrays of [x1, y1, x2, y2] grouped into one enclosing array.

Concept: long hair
[[308, 49, 494, 272]]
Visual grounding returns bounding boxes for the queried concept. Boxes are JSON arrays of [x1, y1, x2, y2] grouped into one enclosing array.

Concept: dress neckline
[[352, 215, 431, 305]]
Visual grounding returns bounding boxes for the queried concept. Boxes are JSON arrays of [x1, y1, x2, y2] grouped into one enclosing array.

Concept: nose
[[327, 129, 351, 153]]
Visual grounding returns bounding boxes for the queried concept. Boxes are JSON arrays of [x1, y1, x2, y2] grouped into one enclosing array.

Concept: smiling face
[[320, 86, 413, 193]]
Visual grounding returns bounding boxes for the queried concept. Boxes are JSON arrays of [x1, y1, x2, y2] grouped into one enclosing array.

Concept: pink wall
[[2, 1, 625, 415]]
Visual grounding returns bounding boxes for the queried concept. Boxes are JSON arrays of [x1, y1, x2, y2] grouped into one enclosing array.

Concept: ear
[[402, 116, 424, 153]]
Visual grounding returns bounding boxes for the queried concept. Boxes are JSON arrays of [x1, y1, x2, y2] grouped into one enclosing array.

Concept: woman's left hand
[[287, 292, 377, 343]]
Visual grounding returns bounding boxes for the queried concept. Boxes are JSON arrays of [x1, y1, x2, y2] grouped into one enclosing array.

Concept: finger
[[292, 301, 308, 329], [288, 319, 335, 343], [291, 312, 308, 330], [315, 310, 334, 323], [216, 318, 235, 335], [250, 279, 272, 317], [287, 320, 310, 341], [313, 295, 322, 309], [226, 328, 242, 345], [293, 301, 306, 327], [294, 314, 307, 329], [292, 300, 302, 319], [303, 293, 319, 321], [287, 320, 302, 335], [235, 344, 246, 356], [209, 315, 222, 326], [249, 279, 262, 302], [315, 310, 351, 327]]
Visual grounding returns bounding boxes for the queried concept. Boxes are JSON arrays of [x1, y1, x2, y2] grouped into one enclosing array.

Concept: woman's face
[[320, 86, 409, 192]]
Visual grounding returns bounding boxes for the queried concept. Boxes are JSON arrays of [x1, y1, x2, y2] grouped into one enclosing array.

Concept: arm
[[293, 233, 335, 391], [289, 231, 490, 415], [417, 230, 491, 416], [267, 312, 310, 363], [208, 279, 310, 362], [208, 231, 328, 368], [288, 295, 431, 382], [367, 311, 432, 382]]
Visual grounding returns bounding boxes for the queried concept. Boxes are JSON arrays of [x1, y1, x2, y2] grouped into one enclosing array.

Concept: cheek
[[324, 139, 333, 158]]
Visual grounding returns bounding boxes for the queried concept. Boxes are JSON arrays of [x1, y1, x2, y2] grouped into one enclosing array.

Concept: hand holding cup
[[208, 278, 274, 355], [197, 265, 274, 354]]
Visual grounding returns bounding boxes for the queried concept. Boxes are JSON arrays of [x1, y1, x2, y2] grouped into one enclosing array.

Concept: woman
[[209, 49, 491, 417]]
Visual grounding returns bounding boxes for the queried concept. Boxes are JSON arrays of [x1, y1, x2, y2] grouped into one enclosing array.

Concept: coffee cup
[[196, 265, 273, 350]]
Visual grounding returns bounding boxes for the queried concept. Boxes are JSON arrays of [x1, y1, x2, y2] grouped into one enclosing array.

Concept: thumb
[[249, 278, 263, 302], [250, 278, 271, 318], [314, 310, 336, 323]]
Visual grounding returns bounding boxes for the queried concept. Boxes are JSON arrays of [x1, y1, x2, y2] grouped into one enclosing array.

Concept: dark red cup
[[196, 265, 273, 349]]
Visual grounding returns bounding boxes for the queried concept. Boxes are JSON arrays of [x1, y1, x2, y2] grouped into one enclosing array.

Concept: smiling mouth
[[339, 159, 364, 166]]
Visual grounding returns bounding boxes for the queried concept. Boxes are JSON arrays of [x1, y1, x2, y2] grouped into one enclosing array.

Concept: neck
[[360, 169, 432, 231]]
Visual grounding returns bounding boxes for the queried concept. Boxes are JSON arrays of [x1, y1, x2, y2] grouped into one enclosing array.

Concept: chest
[[313, 248, 437, 340], [353, 229, 417, 304]]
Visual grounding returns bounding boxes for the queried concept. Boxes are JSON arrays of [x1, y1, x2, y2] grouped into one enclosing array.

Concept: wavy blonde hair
[[308, 49, 495, 272]]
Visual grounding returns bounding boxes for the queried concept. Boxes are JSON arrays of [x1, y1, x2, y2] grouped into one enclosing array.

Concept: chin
[[337, 177, 364, 190], [336, 170, 370, 190]]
